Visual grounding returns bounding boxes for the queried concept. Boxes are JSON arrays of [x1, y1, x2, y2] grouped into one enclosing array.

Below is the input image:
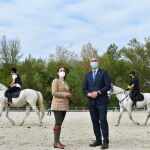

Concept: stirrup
[[6, 101, 12, 105]]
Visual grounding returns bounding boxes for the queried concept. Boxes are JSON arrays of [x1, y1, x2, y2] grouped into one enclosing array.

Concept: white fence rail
[[8, 107, 147, 112]]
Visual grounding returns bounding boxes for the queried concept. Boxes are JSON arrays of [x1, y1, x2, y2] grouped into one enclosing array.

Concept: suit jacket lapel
[[90, 69, 101, 84], [95, 69, 102, 82], [90, 71, 94, 83]]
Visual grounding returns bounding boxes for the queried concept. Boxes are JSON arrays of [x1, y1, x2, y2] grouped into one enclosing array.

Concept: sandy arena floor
[[0, 111, 150, 150]]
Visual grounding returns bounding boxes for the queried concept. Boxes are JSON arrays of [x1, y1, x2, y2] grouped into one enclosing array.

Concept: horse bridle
[[109, 90, 130, 102], [110, 91, 125, 96]]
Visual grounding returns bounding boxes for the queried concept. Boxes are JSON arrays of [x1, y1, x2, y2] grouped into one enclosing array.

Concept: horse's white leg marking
[[31, 105, 42, 126], [20, 105, 30, 126], [143, 103, 150, 126], [115, 106, 124, 126], [0, 103, 5, 117], [5, 105, 15, 125], [127, 107, 139, 125]]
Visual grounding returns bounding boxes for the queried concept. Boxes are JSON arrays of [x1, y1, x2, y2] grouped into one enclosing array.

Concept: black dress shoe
[[89, 141, 102, 147], [101, 143, 109, 149]]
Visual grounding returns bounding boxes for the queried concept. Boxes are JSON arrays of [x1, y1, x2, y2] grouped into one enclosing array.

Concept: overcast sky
[[0, 0, 150, 59]]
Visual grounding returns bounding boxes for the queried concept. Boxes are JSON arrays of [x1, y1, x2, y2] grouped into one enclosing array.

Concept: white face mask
[[59, 72, 65, 78]]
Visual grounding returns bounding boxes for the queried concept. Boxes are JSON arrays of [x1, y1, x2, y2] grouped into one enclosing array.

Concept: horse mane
[[113, 85, 124, 93], [0, 83, 7, 90]]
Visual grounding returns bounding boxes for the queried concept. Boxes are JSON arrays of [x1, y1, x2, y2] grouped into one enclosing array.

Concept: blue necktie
[[93, 71, 96, 81]]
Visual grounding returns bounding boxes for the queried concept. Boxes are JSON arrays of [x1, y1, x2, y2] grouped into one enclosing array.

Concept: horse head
[[109, 84, 125, 96], [107, 83, 114, 98]]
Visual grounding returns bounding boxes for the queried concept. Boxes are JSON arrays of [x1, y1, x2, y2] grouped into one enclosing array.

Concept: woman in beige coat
[[51, 67, 72, 149]]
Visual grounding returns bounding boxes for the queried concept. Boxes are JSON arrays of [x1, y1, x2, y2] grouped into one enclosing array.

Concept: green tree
[[0, 35, 22, 66], [121, 38, 150, 91], [49, 45, 78, 65], [0, 35, 22, 86], [81, 42, 98, 61]]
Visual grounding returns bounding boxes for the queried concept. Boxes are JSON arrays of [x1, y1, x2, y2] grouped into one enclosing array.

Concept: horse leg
[[143, 104, 150, 126], [115, 107, 124, 126], [0, 103, 5, 117], [31, 105, 42, 126], [127, 108, 139, 125], [5, 105, 15, 125], [20, 104, 30, 126]]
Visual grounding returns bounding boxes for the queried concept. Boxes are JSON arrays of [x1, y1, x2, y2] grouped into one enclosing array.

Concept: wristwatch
[[98, 90, 101, 95]]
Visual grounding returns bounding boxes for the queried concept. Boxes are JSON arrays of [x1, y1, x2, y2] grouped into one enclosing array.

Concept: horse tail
[[37, 92, 45, 120]]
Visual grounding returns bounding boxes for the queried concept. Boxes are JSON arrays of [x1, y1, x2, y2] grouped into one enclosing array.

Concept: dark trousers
[[5, 86, 20, 103], [89, 103, 109, 144], [53, 111, 66, 126], [130, 90, 140, 106], [47, 108, 51, 115]]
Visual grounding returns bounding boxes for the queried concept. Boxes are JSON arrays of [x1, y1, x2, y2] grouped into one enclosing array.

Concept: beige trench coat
[[51, 79, 70, 111]]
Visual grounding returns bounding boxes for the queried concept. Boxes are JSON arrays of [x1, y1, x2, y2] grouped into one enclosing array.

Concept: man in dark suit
[[83, 57, 111, 149]]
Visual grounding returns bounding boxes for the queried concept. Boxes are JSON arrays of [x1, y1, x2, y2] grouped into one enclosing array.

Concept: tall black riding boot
[[132, 99, 136, 107], [7, 94, 12, 104]]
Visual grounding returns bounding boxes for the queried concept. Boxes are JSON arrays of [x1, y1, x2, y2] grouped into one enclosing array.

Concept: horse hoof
[[39, 123, 42, 126], [115, 124, 119, 126], [136, 122, 139, 125]]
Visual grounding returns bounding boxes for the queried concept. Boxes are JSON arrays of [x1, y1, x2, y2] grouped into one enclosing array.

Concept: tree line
[[0, 35, 150, 108]]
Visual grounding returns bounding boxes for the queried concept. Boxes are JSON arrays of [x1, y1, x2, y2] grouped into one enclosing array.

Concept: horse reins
[[119, 94, 129, 102], [110, 90, 130, 102], [110, 91, 125, 96]]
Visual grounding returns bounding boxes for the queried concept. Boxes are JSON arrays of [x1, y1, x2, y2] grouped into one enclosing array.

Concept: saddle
[[135, 93, 144, 101], [5, 89, 21, 98]]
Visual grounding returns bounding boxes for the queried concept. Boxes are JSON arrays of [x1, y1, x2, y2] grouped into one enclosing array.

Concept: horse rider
[[127, 71, 141, 107], [5, 68, 22, 104]]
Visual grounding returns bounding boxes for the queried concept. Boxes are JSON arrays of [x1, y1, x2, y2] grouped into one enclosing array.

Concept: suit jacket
[[51, 79, 70, 111], [83, 69, 111, 105]]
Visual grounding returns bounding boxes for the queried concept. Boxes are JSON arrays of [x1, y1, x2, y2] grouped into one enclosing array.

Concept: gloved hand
[[7, 86, 11, 88], [126, 88, 129, 91]]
